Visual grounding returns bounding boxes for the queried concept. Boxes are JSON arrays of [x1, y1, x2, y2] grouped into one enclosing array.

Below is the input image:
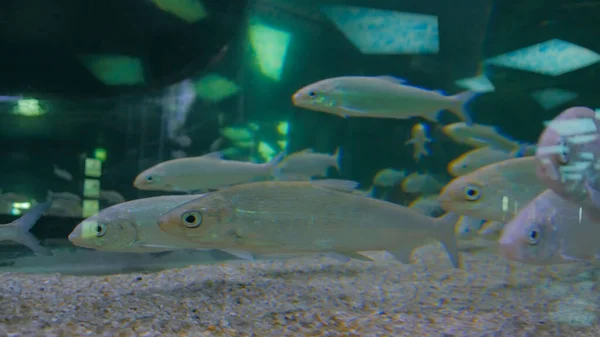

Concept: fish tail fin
[[5, 201, 53, 256], [268, 151, 286, 179], [450, 91, 478, 126], [433, 212, 462, 268], [333, 146, 343, 172]]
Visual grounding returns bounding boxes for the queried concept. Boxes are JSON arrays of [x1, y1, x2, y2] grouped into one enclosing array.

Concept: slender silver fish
[[292, 76, 476, 124], [158, 179, 462, 268]]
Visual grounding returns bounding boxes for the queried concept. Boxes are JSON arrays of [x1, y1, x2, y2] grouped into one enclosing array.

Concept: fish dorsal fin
[[376, 76, 408, 85], [202, 151, 224, 159], [311, 179, 359, 192], [299, 148, 314, 154]]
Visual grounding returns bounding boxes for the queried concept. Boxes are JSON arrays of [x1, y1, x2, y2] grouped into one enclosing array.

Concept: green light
[[194, 74, 240, 102], [276, 121, 289, 135], [151, 0, 208, 23], [84, 158, 102, 178], [82, 199, 100, 218], [94, 148, 107, 162], [258, 141, 277, 162], [83, 179, 101, 198], [11, 201, 31, 216], [78, 54, 145, 86], [13, 99, 44, 116], [249, 21, 292, 81], [277, 140, 287, 149]]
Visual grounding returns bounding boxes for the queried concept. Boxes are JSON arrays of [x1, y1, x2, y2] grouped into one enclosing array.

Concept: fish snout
[[291, 92, 301, 106], [437, 192, 454, 212], [68, 226, 83, 245], [498, 235, 520, 261]]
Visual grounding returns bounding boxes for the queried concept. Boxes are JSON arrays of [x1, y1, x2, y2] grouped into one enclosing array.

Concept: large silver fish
[[157, 179, 462, 267]]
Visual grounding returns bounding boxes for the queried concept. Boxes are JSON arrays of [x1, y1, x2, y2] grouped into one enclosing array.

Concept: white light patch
[[455, 74, 495, 93], [536, 145, 567, 156], [321, 6, 439, 54], [579, 207, 583, 224], [502, 196, 508, 212], [485, 39, 600, 76], [559, 161, 591, 173], [531, 88, 578, 110], [579, 152, 595, 160], [544, 118, 597, 136], [563, 173, 584, 181], [568, 134, 598, 144]]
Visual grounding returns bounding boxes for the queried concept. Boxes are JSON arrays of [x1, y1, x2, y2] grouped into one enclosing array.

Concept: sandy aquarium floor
[[1, 241, 600, 337]]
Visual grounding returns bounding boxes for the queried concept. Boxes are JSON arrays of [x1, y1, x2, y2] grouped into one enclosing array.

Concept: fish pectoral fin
[[387, 248, 413, 264], [375, 75, 408, 85], [561, 252, 589, 262], [220, 249, 256, 260], [149, 251, 173, 258], [325, 252, 374, 262], [310, 179, 360, 192], [340, 105, 366, 115], [138, 243, 179, 250]]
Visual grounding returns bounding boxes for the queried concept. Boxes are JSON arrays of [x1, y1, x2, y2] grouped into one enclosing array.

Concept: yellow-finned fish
[[372, 168, 407, 187], [438, 157, 545, 222], [405, 123, 432, 162], [448, 146, 523, 177], [157, 179, 462, 268], [443, 122, 521, 152], [133, 151, 284, 192], [292, 76, 475, 124], [276, 147, 341, 179], [401, 173, 446, 194]]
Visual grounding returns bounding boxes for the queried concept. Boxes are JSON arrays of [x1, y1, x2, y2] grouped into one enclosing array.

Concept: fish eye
[[181, 211, 203, 228], [96, 223, 107, 237], [527, 227, 540, 245], [463, 185, 481, 201], [558, 137, 569, 164], [308, 91, 316, 97], [146, 176, 153, 182]]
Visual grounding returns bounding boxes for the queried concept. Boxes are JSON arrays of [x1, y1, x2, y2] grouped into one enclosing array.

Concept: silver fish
[[157, 179, 462, 268]]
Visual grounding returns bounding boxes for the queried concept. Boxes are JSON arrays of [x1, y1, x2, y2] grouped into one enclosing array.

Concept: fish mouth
[[291, 92, 300, 106], [497, 235, 520, 261]]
